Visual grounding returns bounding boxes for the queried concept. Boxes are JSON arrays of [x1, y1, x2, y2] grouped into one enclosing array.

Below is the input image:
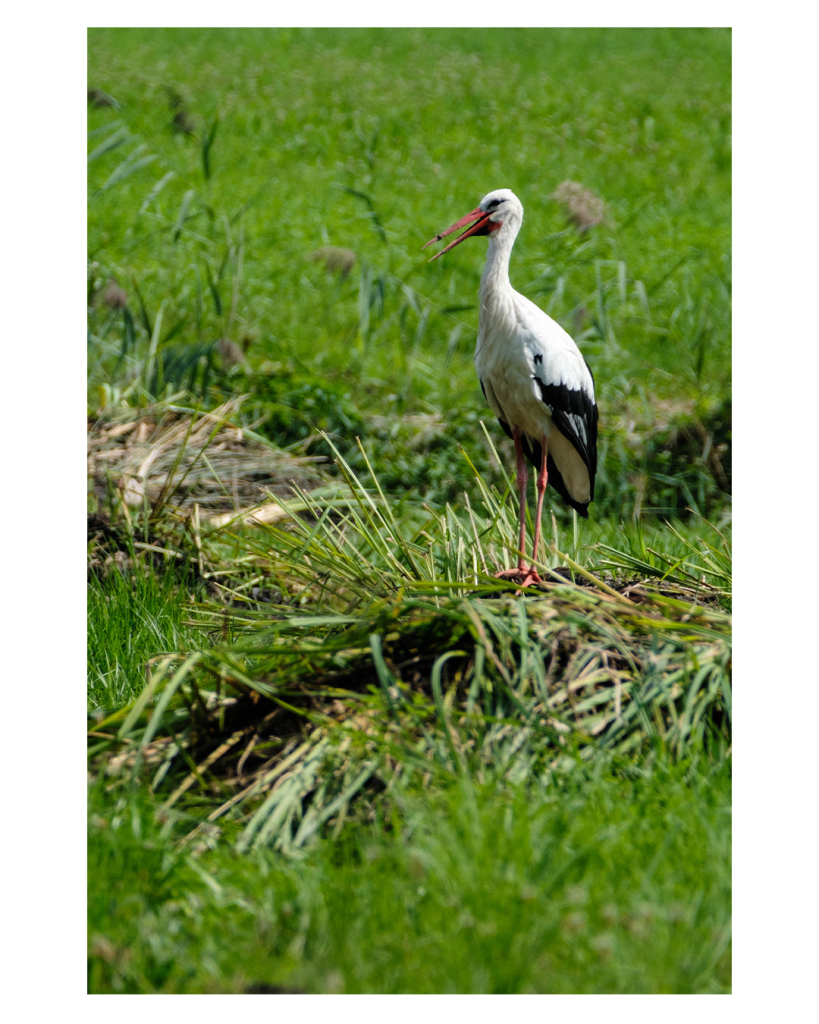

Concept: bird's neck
[[479, 229, 516, 315]]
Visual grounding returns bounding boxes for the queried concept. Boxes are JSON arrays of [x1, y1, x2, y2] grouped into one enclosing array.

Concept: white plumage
[[425, 188, 598, 585]]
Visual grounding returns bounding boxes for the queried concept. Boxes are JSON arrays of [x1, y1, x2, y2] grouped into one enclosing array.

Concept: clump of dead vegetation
[[88, 397, 324, 525], [308, 246, 357, 277], [551, 180, 606, 231]]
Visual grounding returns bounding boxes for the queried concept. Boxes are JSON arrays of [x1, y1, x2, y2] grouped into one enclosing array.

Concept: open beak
[[423, 206, 493, 261]]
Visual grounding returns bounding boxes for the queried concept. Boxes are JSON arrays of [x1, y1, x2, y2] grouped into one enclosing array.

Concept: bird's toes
[[493, 567, 544, 588]]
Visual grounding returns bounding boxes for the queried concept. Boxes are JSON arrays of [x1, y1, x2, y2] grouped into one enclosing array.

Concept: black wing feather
[[487, 363, 598, 518], [496, 418, 591, 518], [534, 375, 598, 486]]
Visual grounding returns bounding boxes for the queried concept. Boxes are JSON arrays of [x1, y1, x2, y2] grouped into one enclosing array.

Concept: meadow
[[87, 27, 731, 994]]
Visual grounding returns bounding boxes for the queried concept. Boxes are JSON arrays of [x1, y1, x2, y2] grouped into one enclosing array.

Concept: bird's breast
[[474, 284, 593, 442], [476, 333, 555, 440]]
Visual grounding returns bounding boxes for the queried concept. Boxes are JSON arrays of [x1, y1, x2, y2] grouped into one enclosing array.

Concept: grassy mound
[[88, 27, 731, 994], [89, 421, 730, 855]]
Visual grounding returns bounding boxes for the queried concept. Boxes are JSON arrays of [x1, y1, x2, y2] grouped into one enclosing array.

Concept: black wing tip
[[558, 485, 591, 517], [495, 419, 593, 517]]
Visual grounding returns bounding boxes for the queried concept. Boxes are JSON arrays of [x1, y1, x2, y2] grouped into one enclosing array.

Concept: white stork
[[424, 188, 598, 586]]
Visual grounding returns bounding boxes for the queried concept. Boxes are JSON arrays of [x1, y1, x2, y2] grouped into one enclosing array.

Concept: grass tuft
[[89, 427, 730, 853], [88, 27, 731, 993]]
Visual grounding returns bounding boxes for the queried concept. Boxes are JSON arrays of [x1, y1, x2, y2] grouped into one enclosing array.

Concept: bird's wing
[[534, 372, 598, 483], [516, 296, 598, 481], [496, 416, 591, 517]]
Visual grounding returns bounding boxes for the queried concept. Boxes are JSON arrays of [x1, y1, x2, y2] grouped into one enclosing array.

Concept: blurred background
[[88, 26, 731, 527]]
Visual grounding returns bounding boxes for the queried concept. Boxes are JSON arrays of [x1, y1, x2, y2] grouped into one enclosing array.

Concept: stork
[[424, 188, 598, 587]]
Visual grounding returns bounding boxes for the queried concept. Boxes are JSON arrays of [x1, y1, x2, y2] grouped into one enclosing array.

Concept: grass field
[[87, 27, 731, 994]]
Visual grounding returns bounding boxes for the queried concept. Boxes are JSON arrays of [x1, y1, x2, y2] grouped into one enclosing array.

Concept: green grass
[[88, 26, 731, 517], [87, 561, 210, 710], [87, 27, 731, 995], [88, 444, 730, 859], [88, 756, 730, 994]]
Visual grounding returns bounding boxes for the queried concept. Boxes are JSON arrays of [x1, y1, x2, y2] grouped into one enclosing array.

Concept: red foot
[[493, 567, 544, 588]]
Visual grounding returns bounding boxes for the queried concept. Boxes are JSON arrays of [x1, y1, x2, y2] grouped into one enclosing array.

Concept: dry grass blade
[[88, 397, 324, 519]]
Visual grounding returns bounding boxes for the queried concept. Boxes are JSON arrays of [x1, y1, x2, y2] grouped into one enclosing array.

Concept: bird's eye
[[487, 198, 506, 211]]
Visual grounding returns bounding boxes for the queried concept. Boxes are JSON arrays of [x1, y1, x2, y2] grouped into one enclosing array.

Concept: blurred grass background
[[88, 25, 731, 518], [87, 27, 731, 994]]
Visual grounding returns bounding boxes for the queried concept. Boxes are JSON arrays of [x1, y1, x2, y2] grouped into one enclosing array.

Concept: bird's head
[[423, 188, 523, 261]]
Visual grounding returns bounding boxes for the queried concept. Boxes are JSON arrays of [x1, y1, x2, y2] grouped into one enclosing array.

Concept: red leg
[[513, 428, 528, 571], [494, 429, 544, 587], [531, 434, 549, 567]]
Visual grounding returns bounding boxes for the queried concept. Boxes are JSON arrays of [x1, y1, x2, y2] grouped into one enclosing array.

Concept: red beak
[[423, 206, 493, 261]]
